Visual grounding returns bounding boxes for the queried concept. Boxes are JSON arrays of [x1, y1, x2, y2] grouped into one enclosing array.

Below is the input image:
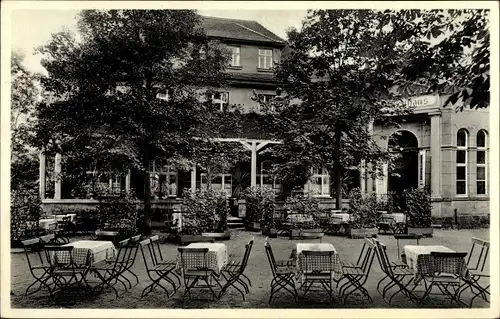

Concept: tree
[[33, 10, 231, 233], [382, 9, 490, 110], [269, 10, 423, 208], [11, 50, 41, 191]]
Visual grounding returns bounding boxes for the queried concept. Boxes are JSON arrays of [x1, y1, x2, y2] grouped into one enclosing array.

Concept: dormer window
[[258, 49, 273, 69], [228, 46, 241, 67]]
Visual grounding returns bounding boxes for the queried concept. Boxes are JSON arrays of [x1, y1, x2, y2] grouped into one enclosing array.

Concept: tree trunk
[[141, 155, 152, 235], [334, 127, 342, 210]]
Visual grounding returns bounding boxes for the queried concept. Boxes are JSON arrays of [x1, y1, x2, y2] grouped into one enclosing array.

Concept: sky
[[10, 9, 308, 74]]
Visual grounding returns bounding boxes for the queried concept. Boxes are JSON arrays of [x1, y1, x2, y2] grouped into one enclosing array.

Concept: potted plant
[[240, 186, 266, 231], [347, 188, 379, 239], [11, 187, 43, 248], [284, 195, 322, 239], [179, 188, 230, 244], [97, 190, 139, 242], [404, 188, 433, 237]]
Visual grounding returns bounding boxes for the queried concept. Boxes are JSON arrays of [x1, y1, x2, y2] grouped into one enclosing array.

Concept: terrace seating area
[[12, 228, 490, 309]]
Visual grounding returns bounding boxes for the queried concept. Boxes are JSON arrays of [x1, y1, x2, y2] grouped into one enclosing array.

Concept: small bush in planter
[[180, 188, 229, 235], [11, 187, 43, 246], [97, 190, 139, 239], [284, 195, 320, 234], [347, 188, 379, 236], [404, 188, 432, 228], [240, 186, 276, 230]]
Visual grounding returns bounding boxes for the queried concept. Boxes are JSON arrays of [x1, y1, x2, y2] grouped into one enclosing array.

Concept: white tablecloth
[[382, 213, 406, 223], [177, 243, 228, 274], [296, 243, 342, 281], [287, 214, 315, 223], [55, 240, 116, 266], [332, 213, 350, 223], [404, 245, 455, 275], [55, 213, 77, 223], [39, 218, 57, 230]]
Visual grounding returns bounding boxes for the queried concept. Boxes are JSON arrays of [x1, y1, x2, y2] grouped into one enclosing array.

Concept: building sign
[[405, 95, 440, 108]]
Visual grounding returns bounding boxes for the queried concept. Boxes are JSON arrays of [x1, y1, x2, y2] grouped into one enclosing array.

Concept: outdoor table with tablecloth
[[39, 218, 58, 230], [287, 214, 315, 223], [382, 213, 406, 223], [331, 213, 351, 223], [55, 213, 77, 223], [54, 240, 116, 266], [404, 245, 455, 282], [177, 242, 228, 275], [296, 243, 342, 281]]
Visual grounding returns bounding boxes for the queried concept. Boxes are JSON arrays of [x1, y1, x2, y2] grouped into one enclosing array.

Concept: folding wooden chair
[[149, 235, 181, 288], [101, 235, 141, 289], [22, 238, 54, 296], [91, 239, 131, 298], [140, 239, 178, 298], [458, 237, 489, 307], [340, 238, 369, 269], [219, 237, 254, 300], [44, 245, 92, 303], [178, 247, 222, 301], [300, 250, 336, 302], [337, 237, 376, 304], [264, 239, 298, 303], [394, 234, 423, 263], [418, 252, 469, 307], [374, 240, 419, 305]]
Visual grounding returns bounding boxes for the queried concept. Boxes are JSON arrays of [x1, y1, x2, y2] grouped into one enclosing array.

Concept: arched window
[[476, 130, 488, 195], [456, 129, 468, 195]]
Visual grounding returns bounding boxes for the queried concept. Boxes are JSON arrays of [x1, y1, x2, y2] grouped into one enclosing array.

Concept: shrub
[[11, 187, 43, 242], [180, 188, 229, 235], [284, 195, 320, 230], [404, 188, 432, 228], [240, 186, 276, 227], [347, 188, 379, 229], [97, 190, 139, 237]]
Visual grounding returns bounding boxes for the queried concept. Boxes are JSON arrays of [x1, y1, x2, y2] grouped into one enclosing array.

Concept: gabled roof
[[200, 16, 286, 46]]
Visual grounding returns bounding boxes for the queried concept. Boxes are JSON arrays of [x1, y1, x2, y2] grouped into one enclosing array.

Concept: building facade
[[39, 16, 490, 221]]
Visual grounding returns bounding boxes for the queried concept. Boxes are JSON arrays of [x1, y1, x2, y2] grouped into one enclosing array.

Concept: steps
[[227, 216, 244, 228]]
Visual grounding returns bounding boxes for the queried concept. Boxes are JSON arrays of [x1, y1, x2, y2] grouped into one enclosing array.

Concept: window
[[258, 49, 273, 69], [156, 88, 174, 102], [150, 160, 178, 199], [200, 173, 232, 197], [199, 46, 207, 60], [228, 46, 241, 67], [456, 129, 468, 195], [257, 94, 276, 112], [206, 91, 229, 111], [86, 169, 125, 196], [476, 130, 488, 195], [258, 161, 282, 194], [309, 167, 330, 196]]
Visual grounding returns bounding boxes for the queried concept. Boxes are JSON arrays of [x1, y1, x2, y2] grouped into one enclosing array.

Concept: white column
[[375, 163, 388, 197], [360, 160, 366, 194], [250, 142, 257, 187], [430, 113, 442, 199], [125, 169, 131, 192], [39, 151, 46, 199], [418, 149, 427, 189], [190, 165, 196, 191], [54, 153, 62, 200]]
